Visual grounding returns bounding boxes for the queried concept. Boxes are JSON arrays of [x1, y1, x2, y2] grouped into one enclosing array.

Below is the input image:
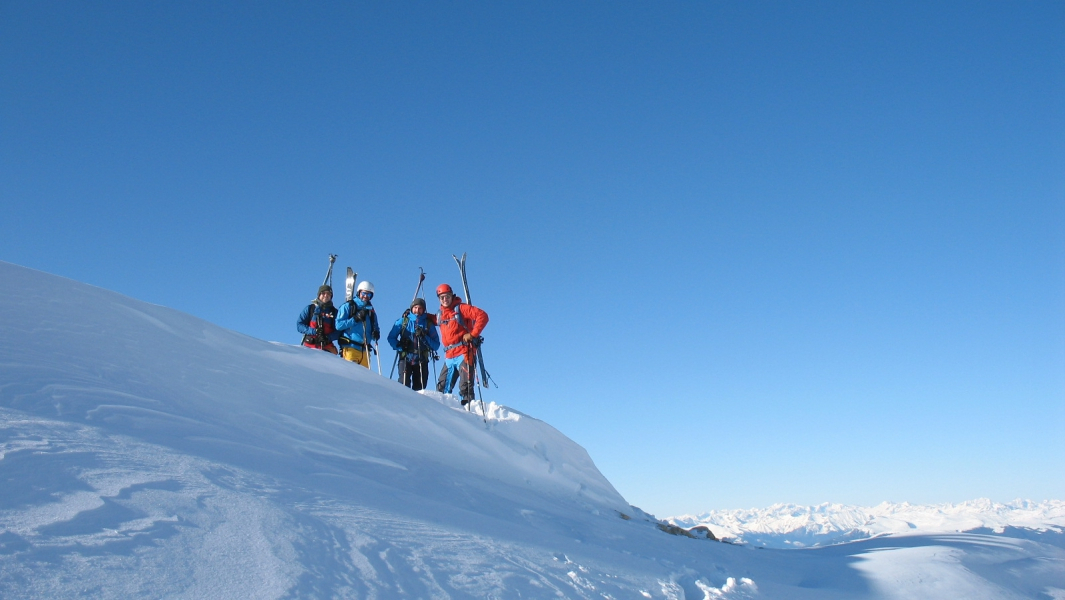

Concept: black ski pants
[[399, 359, 431, 391]]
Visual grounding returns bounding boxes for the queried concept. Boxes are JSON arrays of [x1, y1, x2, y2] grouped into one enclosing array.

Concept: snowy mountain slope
[[1, 260, 1063, 599], [668, 499, 1065, 549]]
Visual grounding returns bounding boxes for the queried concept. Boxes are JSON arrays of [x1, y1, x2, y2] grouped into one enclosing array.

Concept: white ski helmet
[[356, 281, 375, 294]]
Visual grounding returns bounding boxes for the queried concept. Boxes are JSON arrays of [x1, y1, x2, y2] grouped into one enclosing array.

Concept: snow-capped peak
[[668, 498, 1065, 548]]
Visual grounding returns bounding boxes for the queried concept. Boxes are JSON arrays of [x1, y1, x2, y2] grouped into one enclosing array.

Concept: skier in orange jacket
[[434, 283, 488, 406]]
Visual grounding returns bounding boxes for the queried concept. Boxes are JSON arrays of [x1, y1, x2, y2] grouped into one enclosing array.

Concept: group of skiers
[[296, 280, 489, 406]]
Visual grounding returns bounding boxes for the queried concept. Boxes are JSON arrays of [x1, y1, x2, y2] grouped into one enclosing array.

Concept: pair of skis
[[322, 254, 338, 288], [320, 255, 381, 373], [318, 255, 350, 301]]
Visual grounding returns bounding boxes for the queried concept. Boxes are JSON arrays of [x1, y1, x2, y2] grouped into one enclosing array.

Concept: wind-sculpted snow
[[1, 260, 1064, 599], [668, 499, 1065, 549]]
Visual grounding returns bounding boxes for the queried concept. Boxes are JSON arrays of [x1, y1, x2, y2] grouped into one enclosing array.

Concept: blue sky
[[2, 1, 1062, 516]]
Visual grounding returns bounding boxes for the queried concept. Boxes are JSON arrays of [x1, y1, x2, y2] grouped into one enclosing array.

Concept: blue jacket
[[387, 311, 440, 362], [296, 301, 339, 343], [335, 297, 380, 348]]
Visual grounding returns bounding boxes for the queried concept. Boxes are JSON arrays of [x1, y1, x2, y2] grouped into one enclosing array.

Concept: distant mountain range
[[668, 498, 1065, 548]]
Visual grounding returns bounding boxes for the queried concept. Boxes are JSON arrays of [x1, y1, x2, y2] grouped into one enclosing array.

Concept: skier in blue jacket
[[335, 281, 380, 368], [297, 285, 339, 354], [387, 298, 441, 391]]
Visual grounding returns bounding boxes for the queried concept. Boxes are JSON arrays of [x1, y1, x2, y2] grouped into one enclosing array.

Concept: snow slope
[[669, 499, 1065, 548], [1, 260, 1063, 599]]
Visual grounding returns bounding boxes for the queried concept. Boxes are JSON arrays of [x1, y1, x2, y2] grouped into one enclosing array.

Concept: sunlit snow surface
[[1, 260, 1063, 599]]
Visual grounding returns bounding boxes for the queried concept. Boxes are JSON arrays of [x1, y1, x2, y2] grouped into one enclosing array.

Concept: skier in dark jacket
[[335, 281, 380, 368], [434, 283, 488, 406], [387, 298, 441, 391], [297, 285, 339, 354]]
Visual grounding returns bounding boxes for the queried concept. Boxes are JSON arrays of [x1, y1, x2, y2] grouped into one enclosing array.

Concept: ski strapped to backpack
[[345, 267, 356, 302], [323, 254, 337, 288]]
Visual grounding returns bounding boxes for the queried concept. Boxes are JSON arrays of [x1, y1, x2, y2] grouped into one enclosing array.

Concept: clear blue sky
[[2, 1, 1062, 516]]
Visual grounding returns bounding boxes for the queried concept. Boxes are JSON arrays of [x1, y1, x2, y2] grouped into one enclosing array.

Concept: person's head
[[436, 283, 455, 308], [317, 285, 333, 303], [410, 297, 426, 316], [357, 281, 375, 302]]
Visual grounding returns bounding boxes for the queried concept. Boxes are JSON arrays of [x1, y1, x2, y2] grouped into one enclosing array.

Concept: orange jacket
[[437, 298, 489, 359]]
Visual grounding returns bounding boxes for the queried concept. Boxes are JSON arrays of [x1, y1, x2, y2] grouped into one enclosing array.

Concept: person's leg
[[458, 355, 475, 405], [342, 346, 369, 367], [436, 359, 452, 392], [400, 360, 415, 388], [438, 356, 463, 395], [414, 360, 429, 391]]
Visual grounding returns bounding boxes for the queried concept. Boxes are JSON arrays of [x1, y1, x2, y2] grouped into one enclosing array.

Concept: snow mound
[[0, 261, 628, 517]]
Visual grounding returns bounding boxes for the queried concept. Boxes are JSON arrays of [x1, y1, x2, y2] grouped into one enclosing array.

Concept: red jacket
[[437, 298, 489, 359]]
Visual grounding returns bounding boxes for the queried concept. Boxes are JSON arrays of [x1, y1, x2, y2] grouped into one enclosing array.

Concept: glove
[[373, 330, 380, 342], [354, 309, 367, 322]]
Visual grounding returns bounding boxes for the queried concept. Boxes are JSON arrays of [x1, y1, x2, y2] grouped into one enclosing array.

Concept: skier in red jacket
[[434, 283, 488, 406]]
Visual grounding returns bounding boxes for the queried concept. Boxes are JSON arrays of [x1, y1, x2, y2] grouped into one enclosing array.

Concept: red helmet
[[436, 283, 454, 296]]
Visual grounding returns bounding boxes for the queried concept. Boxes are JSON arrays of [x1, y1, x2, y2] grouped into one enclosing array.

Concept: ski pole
[[375, 342, 382, 374], [474, 352, 487, 423]]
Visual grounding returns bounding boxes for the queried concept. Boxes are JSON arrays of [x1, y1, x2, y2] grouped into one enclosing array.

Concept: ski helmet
[[357, 281, 375, 294], [435, 283, 453, 296]]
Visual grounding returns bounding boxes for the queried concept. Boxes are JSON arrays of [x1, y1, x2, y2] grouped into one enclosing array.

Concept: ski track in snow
[[1, 260, 1064, 598]]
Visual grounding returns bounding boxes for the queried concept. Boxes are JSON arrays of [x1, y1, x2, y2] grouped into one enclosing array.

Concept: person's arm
[[427, 323, 441, 351], [296, 305, 315, 335], [335, 301, 356, 332], [463, 304, 489, 338], [387, 319, 403, 351]]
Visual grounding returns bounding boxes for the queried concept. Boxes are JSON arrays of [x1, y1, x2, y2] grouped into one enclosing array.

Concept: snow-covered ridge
[[668, 498, 1065, 548], [2, 260, 1064, 598]]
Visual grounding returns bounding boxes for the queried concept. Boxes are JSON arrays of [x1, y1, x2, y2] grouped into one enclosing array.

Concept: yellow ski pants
[[342, 346, 371, 368]]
